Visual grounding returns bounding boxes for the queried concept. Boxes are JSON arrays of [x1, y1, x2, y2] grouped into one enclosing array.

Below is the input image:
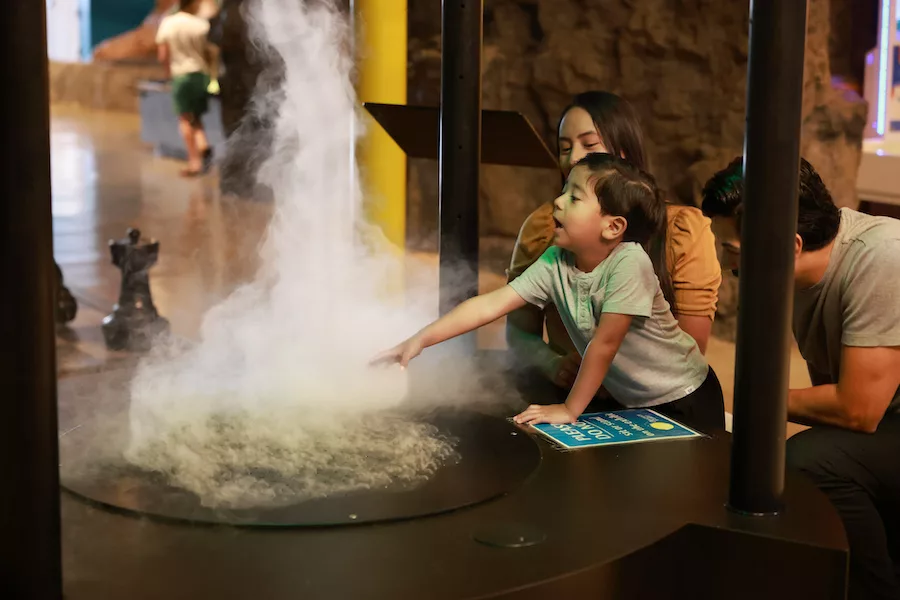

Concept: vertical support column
[[0, 0, 63, 597], [438, 0, 482, 317], [728, 0, 808, 515], [354, 0, 408, 251]]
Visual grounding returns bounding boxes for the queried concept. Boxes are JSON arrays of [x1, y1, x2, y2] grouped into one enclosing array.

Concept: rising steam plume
[[124, 0, 459, 509]]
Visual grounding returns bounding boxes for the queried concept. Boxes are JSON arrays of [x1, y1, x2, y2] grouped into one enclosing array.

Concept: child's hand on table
[[370, 335, 425, 368], [513, 404, 577, 426]]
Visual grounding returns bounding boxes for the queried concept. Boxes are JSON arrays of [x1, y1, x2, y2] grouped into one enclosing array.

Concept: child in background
[[156, 0, 219, 177], [373, 153, 725, 431]]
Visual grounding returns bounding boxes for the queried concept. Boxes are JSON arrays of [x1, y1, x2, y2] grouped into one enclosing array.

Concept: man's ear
[[601, 216, 628, 240], [795, 233, 803, 257]]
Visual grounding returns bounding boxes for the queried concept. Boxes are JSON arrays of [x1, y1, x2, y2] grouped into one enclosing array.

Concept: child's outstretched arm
[[371, 286, 528, 367], [514, 313, 632, 425]]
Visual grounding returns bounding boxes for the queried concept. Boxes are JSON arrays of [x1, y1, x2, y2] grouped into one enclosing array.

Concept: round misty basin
[[57, 367, 541, 527]]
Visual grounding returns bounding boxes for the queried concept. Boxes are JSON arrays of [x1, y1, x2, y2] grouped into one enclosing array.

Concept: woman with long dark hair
[[507, 91, 722, 398]]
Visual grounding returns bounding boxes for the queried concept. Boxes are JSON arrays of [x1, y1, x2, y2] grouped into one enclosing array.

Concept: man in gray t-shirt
[[793, 208, 900, 413], [703, 157, 900, 600]]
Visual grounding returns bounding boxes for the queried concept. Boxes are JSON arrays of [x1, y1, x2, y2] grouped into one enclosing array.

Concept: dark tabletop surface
[[58, 367, 847, 600]]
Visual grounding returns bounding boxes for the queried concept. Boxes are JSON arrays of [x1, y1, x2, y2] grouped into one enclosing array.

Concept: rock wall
[[92, 0, 179, 62], [91, 1, 221, 62], [408, 0, 867, 338], [73, 0, 869, 337], [49, 60, 166, 112], [828, 0, 878, 88]]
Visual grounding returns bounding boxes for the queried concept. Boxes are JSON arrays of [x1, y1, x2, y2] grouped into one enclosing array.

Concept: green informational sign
[[530, 409, 703, 450]]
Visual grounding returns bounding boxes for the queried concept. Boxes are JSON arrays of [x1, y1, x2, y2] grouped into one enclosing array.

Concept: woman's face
[[557, 107, 608, 177]]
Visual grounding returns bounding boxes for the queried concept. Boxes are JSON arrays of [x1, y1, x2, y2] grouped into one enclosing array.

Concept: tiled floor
[[50, 104, 810, 435]]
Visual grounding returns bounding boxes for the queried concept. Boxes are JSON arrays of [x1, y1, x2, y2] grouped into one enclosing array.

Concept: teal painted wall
[[89, 0, 155, 50]]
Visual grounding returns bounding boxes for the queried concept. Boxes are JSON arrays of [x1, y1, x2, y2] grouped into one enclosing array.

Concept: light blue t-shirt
[[508, 242, 709, 407]]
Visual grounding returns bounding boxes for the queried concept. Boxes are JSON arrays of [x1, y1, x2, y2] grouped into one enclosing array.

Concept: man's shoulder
[[840, 208, 900, 247], [835, 210, 900, 275]]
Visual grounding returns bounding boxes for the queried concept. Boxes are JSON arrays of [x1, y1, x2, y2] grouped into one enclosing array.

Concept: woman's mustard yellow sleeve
[[666, 206, 722, 318], [508, 202, 555, 282]]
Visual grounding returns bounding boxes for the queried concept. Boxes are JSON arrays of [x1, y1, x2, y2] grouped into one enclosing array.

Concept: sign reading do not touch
[[530, 409, 702, 450]]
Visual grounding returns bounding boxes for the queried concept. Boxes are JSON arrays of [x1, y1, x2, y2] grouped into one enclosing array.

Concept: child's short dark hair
[[701, 156, 841, 252], [575, 153, 676, 311]]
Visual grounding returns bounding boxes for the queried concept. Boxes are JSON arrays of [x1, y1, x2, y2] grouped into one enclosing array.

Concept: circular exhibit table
[[58, 367, 848, 600], [59, 407, 541, 527]]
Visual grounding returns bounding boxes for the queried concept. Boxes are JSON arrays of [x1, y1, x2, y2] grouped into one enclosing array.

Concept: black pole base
[[101, 312, 170, 352]]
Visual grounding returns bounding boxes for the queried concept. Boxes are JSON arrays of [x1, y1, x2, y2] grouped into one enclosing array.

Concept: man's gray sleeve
[[842, 239, 900, 347]]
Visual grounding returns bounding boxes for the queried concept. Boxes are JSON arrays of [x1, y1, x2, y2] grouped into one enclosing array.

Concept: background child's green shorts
[[172, 72, 210, 120]]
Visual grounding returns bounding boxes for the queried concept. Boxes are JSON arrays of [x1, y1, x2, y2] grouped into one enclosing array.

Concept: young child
[[373, 153, 725, 431], [156, 0, 219, 177]]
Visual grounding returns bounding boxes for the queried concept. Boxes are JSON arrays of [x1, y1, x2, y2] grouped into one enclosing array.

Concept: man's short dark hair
[[701, 156, 841, 252]]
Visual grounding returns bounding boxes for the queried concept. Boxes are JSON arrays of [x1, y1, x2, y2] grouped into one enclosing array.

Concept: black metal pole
[[0, 0, 63, 596], [728, 0, 808, 515], [438, 0, 482, 316]]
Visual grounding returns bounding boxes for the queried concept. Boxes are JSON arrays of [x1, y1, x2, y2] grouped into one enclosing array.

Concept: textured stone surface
[[408, 0, 867, 338], [49, 60, 166, 113], [91, 1, 219, 62], [91, 0, 176, 62], [802, 0, 868, 208]]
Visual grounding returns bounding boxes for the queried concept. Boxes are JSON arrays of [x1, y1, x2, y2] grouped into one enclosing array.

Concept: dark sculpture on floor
[[102, 228, 170, 351], [55, 261, 77, 324]]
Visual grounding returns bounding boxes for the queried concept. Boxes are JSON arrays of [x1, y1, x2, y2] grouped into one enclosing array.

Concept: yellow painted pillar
[[353, 0, 407, 251]]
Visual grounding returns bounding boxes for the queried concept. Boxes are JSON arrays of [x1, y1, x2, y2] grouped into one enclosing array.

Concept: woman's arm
[[676, 314, 712, 354], [668, 207, 721, 355], [514, 313, 632, 424], [373, 286, 527, 367], [506, 203, 572, 382], [506, 305, 575, 383]]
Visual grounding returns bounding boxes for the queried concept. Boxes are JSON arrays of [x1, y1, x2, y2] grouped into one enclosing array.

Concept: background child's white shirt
[[156, 12, 211, 78], [509, 243, 708, 407]]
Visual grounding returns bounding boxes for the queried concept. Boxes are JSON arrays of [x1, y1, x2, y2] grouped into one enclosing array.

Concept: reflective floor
[[50, 105, 510, 373], [52, 105, 271, 338], [50, 104, 811, 430]]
